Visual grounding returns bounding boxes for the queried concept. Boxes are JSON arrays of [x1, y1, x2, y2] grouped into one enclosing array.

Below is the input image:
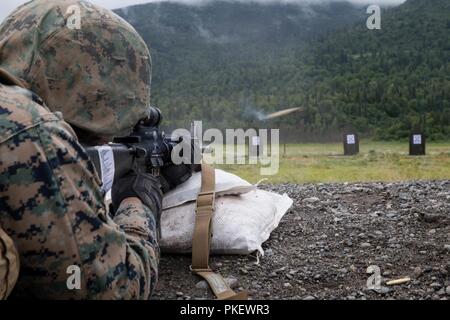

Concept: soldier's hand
[[160, 164, 194, 193], [111, 172, 163, 222]]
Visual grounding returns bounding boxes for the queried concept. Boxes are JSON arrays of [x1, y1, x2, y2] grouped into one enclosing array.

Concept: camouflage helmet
[[0, 0, 152, 141]]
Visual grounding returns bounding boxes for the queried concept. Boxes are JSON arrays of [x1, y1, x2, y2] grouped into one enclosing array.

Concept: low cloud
[[0, 0, 406, 22], [138, 0, 406, 7]]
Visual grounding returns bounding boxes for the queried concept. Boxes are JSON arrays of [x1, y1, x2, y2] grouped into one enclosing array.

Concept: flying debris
[[261, 107, 303, 121]]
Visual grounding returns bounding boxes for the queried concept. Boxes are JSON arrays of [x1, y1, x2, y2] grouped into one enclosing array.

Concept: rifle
[[85, 107, 201, 194]]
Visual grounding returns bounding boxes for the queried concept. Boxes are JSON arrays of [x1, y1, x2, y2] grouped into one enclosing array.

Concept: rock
[[303, 197, 320, 204], [446, 286, 450, 296], [430, 282, 442, 290], [387, 212, 397, 219], [176, 292, 184, 297], [360, 242, 372, 248], [373, 286, 391, 294], [357, 233, 366, 239], [195, 281, 208, 290], [253, 283, 261, 289], [274, 267, 287, 273], [436, 288, 446, 296], [413, 267, 423, 279], [399, 193, 413, 201], [444, 244, 450, 252], [240, 268, 249, 275], [424, 266, 433, 273], [226, 277, 238, 289], [419, 212, 443, 223], [382, 270, 392, 277], [303, 295, 316, 300], [283, 282, 292, 288]]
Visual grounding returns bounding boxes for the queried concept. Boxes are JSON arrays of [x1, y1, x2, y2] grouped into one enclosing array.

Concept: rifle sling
[[191, 164, 248, 300]]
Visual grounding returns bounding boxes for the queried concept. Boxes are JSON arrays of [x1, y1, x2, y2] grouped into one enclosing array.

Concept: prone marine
[[0, 0, 163, 299]]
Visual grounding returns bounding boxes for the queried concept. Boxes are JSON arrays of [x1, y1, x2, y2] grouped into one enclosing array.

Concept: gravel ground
[[153, 181, 450, 300]]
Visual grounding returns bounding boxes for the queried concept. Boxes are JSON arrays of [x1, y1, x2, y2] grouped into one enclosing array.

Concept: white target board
[[413, 134, 422, 145], [252, 136, 261, 146], [346, 134, 356, 145]]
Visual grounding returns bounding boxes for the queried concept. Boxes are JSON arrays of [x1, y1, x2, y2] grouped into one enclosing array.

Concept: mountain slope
[[116, 1, 366, 84], [304, 0, 450, 140], [115, 0, 450, 141]]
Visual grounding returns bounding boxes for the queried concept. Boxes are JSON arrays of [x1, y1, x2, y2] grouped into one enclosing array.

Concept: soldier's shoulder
[[0, 84, 61, 143]]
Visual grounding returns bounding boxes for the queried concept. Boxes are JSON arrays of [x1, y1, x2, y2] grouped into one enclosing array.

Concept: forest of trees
[[116, 0, 450, 142]]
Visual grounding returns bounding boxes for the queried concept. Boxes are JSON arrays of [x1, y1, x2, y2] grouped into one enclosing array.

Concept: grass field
[[208, 141, 450, 184]]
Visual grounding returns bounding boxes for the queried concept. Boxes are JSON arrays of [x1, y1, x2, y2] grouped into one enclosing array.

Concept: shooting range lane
[[154, 181, 450, 300]]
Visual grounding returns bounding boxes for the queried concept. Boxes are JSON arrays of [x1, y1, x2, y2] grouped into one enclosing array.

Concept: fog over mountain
[[145, 0, 405, 6], [115, 0, 450, 141], [0, 0, 406, 22]]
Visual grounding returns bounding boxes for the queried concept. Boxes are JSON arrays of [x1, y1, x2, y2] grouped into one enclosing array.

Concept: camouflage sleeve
[[113, 199, 160, 295], [0, 115, 159, 300]]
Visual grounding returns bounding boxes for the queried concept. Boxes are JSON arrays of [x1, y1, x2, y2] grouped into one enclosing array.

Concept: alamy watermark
[[66, 5, 81, 30], [366, 265, 382, 290], [66, 265, 81, 290], [171, 121, 280, 176], [366, 5, 381, 30]]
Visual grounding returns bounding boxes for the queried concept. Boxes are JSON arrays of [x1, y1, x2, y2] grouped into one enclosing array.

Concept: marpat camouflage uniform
[[0, 0, 160, 300], [0, 71, 159, 300]]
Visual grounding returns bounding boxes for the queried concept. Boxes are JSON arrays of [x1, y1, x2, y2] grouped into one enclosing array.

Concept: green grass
[[207, 141, 450, 184]]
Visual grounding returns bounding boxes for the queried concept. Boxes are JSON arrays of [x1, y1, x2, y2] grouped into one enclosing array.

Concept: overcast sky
[[0, 0, 407, 23]]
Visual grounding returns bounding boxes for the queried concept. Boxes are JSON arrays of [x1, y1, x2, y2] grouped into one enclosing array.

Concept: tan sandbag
[[162, 169, 256, 210], [0, 227, 20, 300]]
